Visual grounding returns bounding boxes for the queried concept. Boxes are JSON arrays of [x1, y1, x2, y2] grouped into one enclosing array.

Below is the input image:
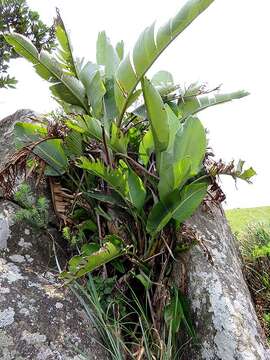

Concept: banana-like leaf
[[96, 31, 120, 78], [178, 90, 249, 121], [4, 33, 88, 112], [158, 157, 192, 200], [14, 122, 68, 176], [55, 10, 79, 78], [60, 235, 124, 281], [141, 77, 169, 156], [79, 61, 106, 116], [115, 0, 214, 121], [147, 181, 208, 235], [173, 116, 206, 176]]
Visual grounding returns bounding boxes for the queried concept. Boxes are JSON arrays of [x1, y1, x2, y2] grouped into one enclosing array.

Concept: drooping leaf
[[60, 235, 124, 281], [96, 31, 120, 78], [5, 33, 88, 112], [35, 139, 68, 176], [115, 0, 214, 120], [178, 90, 249, 121], [14, 122, 68, 176], [147, 181, 208, 235], [172, 181, 208, 222], [141, 77, 169, 156]]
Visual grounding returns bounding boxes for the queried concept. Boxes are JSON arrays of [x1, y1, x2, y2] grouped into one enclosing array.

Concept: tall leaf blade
[[141, 78, 169, 155], [55, 10, 79, 77], [115, 0, 214, 120], [96, 31, 120, 78]]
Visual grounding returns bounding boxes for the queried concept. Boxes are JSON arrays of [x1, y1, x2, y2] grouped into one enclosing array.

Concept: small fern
[[14, 183, 49, 230]]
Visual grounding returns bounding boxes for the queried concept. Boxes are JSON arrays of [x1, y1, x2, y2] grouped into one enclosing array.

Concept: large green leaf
[[14, 122, 68, 176], [79, 61, 106, 116], [158, 106, 182, 198], [60, 235, 124, 281], [96, 31, 120, 78], [115, 0, 214, 121], [147, 181, 208, 235], [141, 77, 169, 156], [173, 116, 206, 176], [4, 33, 88, 112], [55, 10, 79, 78], [178, 90, 249, 121], [158, 157, 192, 200]]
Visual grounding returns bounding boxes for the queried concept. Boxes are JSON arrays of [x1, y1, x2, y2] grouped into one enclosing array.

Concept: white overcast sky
[[1, 0, 269, 209]]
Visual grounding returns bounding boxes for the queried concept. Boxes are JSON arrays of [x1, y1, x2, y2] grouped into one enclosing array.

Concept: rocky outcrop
[[0, 111, 108, 360], [0, 109, 36, 164], [174, 204, 270, 360]]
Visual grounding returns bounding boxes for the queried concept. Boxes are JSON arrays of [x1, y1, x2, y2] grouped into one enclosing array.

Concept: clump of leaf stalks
[[1, 0, 256, 358]]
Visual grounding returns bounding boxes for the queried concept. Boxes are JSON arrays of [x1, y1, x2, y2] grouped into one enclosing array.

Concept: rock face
[[175, 204, 270, 360], [0, 111, 108, 360], [0, 109, 36, 164]]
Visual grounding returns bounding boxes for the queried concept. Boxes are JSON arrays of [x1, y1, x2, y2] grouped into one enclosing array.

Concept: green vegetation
[[234, 223, 270, 341], [1, 0, 255, 358], [0, 0, 55, 88], [14, 183, 49, 230], [226, 206, 270, 234]]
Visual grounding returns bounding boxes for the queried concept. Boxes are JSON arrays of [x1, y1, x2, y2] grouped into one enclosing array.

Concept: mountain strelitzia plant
[[3, 0, 255, 358]]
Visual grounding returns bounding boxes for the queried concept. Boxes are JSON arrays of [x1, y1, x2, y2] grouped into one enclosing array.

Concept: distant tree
[[0, 0, 55, 88]]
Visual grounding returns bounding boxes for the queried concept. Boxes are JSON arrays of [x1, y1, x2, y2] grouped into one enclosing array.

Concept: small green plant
[[14, 183, 49, 230]]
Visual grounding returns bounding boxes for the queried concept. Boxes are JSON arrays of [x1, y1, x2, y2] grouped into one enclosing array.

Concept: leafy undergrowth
[[226, 206, 270, 234], [236, 223, 270, 342]]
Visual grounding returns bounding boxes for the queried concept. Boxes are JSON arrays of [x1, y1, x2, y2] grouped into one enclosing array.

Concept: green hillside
[[226, 206, 270, 234]]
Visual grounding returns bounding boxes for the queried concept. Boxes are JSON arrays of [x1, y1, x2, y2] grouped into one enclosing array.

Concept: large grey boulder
[[0, 109, 36, 164], [0, 111, 108, 360], [174, 204, 270, 360]]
